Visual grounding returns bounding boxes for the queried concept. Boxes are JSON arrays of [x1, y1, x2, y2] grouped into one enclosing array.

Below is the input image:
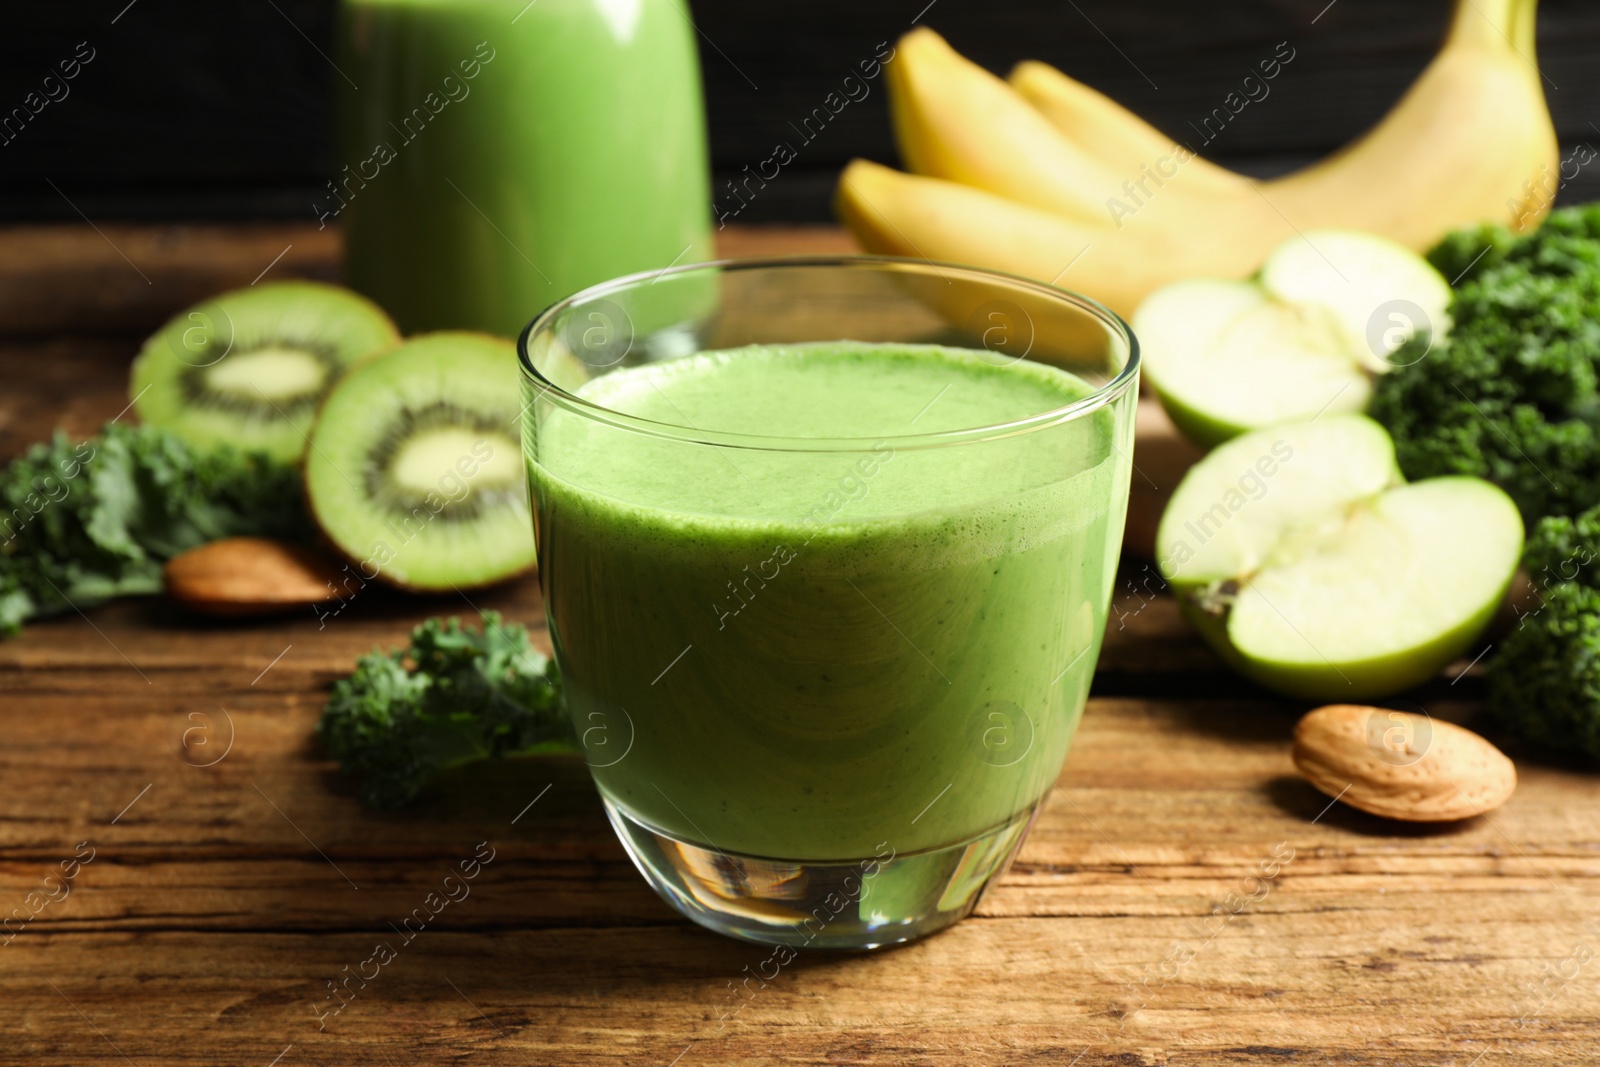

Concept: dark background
[[4, 0, 1599, 224]]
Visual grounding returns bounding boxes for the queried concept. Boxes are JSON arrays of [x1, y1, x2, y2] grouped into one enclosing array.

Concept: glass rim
[[516, 254, 1140, 453]]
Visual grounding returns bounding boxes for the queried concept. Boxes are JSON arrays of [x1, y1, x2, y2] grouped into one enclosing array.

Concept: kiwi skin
[[130, 280, 400, 464], [303, 331, 538, 593], [310, 515, 537, 595], [298, 458, 538, 596]]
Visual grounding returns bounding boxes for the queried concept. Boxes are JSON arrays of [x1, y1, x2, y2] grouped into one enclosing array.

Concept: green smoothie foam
[[527, 342, 1124, 860]]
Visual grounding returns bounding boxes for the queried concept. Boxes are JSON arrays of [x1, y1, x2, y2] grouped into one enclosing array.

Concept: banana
[[835, 159, 1291, 320], [887, 27, 1208, 225], [842, 0, 1559, 317], [1008, 60, 1247, 197], [1264, 0, 1556, 244], [1006, 0, 1557, 243]]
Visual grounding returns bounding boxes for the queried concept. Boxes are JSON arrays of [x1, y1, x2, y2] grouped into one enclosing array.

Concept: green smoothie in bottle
[[336, 0, 713, 335]]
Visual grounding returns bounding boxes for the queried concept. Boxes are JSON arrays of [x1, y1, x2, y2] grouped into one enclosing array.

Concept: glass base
[[603, 798, 1042, 950]]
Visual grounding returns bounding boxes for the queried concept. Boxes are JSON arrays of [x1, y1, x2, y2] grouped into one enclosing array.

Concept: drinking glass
[[519, 257, 1138, 949]]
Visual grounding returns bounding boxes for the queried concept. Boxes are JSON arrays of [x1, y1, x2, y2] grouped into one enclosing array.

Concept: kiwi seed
[[131, 281, 399, 463], [305, 332, 535, 591]]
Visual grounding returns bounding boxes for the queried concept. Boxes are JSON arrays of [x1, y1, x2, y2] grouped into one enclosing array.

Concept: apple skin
[[1166, 587, 1254, 675], [1150, 385, 1251, 451], [1136, 273, 1373, 453], [1156, 418, 1522, 703], [1170, 573, 1515, 702]]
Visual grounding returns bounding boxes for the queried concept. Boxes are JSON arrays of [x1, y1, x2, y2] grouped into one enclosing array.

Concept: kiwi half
[[131, 281, 399, 463], [304, 332, 535, 590]]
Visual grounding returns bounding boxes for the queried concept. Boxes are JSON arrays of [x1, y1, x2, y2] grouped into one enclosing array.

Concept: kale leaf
[[318, 612, 573, 810], [0, 423, 308, 634], [1371, 203, 1600, 526], [1486, 502, 1600, 763]]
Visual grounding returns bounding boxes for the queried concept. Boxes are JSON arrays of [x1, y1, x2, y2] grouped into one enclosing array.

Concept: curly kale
[[1519, 506, 1600, 590], [0, 423, 309, 634], [1371, 203, 1600, 526], [318, 613, 573, 810], [1486, 504, 1600, 763]]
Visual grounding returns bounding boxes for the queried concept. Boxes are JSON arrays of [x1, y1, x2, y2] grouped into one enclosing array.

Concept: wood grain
[[1, 223, 1597, 1065], [0, 223, 852, 337]]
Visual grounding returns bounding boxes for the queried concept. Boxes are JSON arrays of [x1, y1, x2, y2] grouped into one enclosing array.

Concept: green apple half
[[1134, 279, 1370, 448], [1156, 416, 1523, 700], [1260, 229, 1452, 373], [1134, 230, 1451, 449]]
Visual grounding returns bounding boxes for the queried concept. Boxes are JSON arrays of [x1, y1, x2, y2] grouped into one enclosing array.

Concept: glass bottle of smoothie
[[335, 0, 714, 336]]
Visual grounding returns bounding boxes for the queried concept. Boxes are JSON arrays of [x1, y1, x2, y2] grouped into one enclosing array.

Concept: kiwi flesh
[[304, 332, 535, 590], [131, 281, 399, 463]]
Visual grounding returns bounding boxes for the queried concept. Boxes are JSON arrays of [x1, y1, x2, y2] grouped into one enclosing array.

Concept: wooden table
[[2, 224, 1597, 1065]]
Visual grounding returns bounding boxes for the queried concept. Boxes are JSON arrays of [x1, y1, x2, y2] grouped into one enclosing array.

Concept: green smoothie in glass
[[337, 0, 713, 335], [521, 259, 1139, 948]]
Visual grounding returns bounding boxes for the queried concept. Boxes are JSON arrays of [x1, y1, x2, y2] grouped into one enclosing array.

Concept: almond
[[164, 537, 345, 618], [1292, 704, 1516, 822]]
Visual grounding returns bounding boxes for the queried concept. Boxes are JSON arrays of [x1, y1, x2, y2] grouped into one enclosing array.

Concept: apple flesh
[[1156, 416, 1523, 700], [1134, 230, 1451, 449], [1259, 229, 1452, 373], [1135, 279, 1370, 448]]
